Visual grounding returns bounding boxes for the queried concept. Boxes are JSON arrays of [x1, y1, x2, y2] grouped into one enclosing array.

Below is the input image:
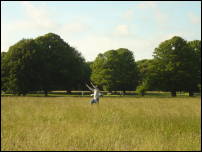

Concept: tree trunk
[[66, 90, 71, 94], [188, 91, 194, 97], [44, 90, 48, 97], [108, 91, 112, 95], [171, 91, 176, 97]]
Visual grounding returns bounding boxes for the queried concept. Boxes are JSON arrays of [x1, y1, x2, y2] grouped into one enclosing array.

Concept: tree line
[[1, 33, 201, 97]]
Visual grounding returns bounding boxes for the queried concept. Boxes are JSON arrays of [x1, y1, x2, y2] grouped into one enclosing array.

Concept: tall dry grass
[[1, 97, 201, 151]]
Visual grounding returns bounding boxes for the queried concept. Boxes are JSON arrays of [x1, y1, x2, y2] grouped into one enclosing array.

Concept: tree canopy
[[151, 36, 200, 96], [91, 48, 139, 93], [1, 33, 201, 97], [1, 33, 89, 96]]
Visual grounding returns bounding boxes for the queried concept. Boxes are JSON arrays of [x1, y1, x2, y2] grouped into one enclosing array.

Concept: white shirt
[[93, 88, 100, 100], [86, 84, 101, 100]]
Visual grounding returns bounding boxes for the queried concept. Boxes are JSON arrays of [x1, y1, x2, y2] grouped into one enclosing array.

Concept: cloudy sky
[[1, 1, 201, 61]]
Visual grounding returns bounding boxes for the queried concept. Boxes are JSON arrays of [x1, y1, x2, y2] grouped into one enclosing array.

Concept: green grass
[[1, 97, 201, 151]]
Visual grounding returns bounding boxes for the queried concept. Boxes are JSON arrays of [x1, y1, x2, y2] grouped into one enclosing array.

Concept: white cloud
[[188, 12, 201, 25], [122, 10, 134, 20], [137, 1, 157, 9], [59, 22, 90, 36], [1, 1, 57, 52], [2, 1, 200, 63], [1, 1, 90, 52], [67, 33, 156, 62], [3, 1, 58, 38], [154, 9, 168, 24], [1, 23, 23, 52], [114, 24, 130, 36], [20, 1, 57, 30]]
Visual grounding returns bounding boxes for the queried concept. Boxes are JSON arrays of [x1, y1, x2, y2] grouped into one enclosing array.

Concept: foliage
[[1, 34, 201, 96], [136, 59, 156, 90], [91, 48, 139, 92], [187, 40, 201, 88], [151, 36, 199, 96], [1, 33, 89, 96], [136, 81, 149, 96], [1, 39, 39, 95]]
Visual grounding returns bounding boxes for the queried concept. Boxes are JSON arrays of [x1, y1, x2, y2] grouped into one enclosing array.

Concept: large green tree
[[33, 33, 88, 95], [1, 52, 8, 92], [91, 48, 139, 93], [152, 36, 199, 96], [136, 59, 154, 84], [2, 33, 88, 96], [187, 40, 201, 93], [1, 39, 39, 95], [79, 61, 92, 91], [136, 59, 157, 93]]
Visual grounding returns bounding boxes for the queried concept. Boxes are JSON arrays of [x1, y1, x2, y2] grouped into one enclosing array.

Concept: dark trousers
[[91, 98, 99, 104]]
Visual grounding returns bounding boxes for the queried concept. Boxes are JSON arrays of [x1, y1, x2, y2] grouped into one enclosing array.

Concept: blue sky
[[1, 1, 201, 61]]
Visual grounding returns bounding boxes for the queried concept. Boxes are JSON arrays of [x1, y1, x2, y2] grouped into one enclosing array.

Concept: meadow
[[1, 96, 201, 151]]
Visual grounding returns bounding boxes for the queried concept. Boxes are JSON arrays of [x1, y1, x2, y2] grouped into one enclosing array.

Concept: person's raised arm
[[86, 84, 94, 91], [90, 81, 96, 89]]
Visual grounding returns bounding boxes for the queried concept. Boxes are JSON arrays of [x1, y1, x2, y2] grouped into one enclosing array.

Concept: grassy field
[[1, 96, 201, 151]]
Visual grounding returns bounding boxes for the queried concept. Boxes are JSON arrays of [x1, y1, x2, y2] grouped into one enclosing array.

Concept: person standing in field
[[86, 82, 102, 104]]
